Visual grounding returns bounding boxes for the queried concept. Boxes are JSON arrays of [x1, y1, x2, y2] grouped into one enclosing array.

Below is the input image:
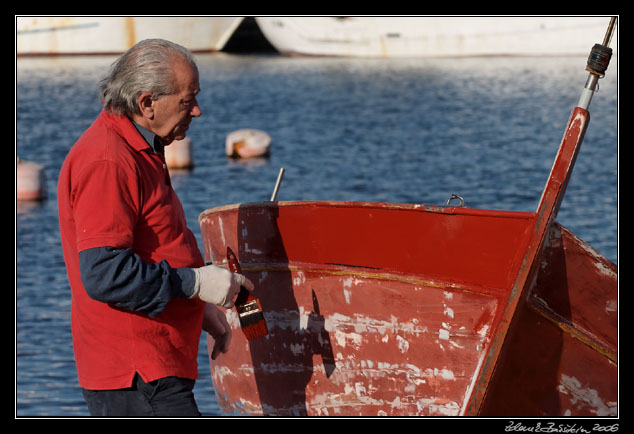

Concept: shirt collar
[[131, 120, 164, 154]]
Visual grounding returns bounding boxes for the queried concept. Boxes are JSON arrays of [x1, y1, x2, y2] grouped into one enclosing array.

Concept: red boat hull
[[198, 204, 616, 416]]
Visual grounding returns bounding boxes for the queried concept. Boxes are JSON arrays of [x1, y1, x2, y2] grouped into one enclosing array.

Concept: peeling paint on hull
[[208, 264, 498, 416]]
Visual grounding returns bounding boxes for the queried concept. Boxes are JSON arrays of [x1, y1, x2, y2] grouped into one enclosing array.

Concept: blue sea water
[[16, 52, 618, 416]]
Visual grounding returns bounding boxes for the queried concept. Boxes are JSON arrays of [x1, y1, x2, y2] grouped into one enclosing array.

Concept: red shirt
[[57, 110, 205, 390]]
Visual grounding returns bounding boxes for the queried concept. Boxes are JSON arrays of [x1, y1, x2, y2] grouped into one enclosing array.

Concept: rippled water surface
[[16, 52, 618, 416]]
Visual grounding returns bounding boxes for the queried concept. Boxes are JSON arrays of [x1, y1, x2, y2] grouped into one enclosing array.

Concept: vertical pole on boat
[[577, 17, 617, 110], [270, 167, 285, 201]]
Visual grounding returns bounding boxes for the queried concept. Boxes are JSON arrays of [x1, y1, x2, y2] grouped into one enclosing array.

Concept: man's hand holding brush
[[193, 264, 256, 359], [190, 264, 254, 308]]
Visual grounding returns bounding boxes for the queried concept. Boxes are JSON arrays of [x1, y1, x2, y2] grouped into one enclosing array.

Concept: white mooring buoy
[[225, 129, 271, 159], [17, 158, 46, 201], [165, 137, 194, 170]]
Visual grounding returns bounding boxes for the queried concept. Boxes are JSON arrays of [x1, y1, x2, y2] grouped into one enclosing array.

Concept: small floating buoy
[[226, 129, 271, 159], [16, 158, 46, 201], [165, 138, 194, 170]]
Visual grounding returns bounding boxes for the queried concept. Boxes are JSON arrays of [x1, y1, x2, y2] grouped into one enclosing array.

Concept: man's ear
[[137, 92, 155, 119]]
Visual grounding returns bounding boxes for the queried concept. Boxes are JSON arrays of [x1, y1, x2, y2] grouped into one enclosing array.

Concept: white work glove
[[203, 304, 232, 360], [190, 264, 254, 308]]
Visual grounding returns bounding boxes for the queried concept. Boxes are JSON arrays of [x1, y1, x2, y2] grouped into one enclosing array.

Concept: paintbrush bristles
[[236, 296, 268, 340], [242, 320, 269, 341]]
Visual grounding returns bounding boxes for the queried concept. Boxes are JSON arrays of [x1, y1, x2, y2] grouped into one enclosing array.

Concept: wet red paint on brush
[[226, 247, 268, 340]]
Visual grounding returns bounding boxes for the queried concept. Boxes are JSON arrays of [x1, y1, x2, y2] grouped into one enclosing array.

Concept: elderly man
[[57, 39, 253, 416]]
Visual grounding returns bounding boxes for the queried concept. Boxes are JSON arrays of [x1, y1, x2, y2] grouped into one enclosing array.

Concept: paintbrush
[[226, 247, 268, 340]]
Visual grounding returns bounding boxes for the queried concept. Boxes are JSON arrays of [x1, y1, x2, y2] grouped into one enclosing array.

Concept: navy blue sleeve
[[79, 246, 197, 318]]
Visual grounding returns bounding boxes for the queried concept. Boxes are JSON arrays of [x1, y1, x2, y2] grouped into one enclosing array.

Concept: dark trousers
[[82, 373, 201, 417]]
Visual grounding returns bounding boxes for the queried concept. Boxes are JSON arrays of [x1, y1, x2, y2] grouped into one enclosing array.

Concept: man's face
[[151, 60, 202, 144]]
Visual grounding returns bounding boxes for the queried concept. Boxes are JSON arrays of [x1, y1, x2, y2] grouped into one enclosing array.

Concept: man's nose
[[191, 103, 202, 117]]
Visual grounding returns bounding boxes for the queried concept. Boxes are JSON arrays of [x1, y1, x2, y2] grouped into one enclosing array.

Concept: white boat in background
[[16, 16, 245, 55], [255, 16, 617, 58]]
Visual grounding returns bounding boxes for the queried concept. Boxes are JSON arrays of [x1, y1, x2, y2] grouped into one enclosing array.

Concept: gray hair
[[99, 39, 197, 117]]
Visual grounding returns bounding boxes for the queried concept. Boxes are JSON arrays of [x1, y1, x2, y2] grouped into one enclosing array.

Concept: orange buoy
[[165, 138, 194, 170], [225, 129, 271, 159], [16, 158, 46, 201]]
